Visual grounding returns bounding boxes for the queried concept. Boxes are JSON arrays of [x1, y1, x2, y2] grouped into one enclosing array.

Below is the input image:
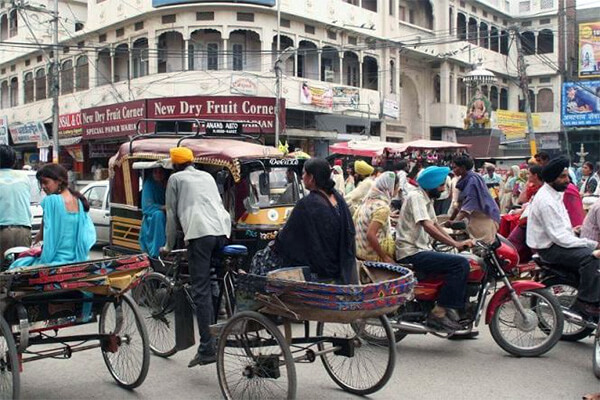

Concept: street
[[31, 248, 596, 399]]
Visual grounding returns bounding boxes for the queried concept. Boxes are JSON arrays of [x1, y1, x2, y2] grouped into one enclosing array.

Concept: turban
[[417, 166, 450, 190], [169, 147, 193, 164], [541, 156, 569, 183], [334, 159, 343, 166], [354, 160, 374, 177]]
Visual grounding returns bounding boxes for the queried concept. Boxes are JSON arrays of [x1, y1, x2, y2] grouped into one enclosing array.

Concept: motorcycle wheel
[[593, 328, 600, 379], [542, 277, 595, 341], [489, 288, 564, 357]]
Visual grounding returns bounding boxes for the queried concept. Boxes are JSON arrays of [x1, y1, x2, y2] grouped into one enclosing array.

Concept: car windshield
[[248, 168, 302, 207], [28, 175, 45, 205]]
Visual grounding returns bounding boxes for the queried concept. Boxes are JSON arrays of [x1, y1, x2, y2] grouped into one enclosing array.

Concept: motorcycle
[[386, 224, 564, 357]]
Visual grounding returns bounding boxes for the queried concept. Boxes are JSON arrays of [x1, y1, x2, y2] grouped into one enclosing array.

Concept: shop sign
[[561, 81, 600, 127], [89, 143, 121, 159], [8, 121, 50, 144], [300, 82, 333, 110], [230, 75, 258, 96], [153, 0, 274, 7], [147, 96, 283, 134], [205, 121, 243, 136], [82, 100, 146, 139], [59, 112, 83, 139], [383, 98, 399, 119], [578, 22, 600, 79], [332, 87, 359, 109], [495, 110, 541, 141], [0, 116, 8, 145]]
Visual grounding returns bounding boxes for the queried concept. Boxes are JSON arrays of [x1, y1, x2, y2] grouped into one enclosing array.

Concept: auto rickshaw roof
[[112, 138, 283, 182]]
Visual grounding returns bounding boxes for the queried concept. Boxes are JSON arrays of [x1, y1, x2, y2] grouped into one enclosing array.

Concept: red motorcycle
[[389, 227, 564, 357]]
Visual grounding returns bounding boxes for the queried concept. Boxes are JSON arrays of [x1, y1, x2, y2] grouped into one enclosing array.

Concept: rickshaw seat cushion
[[221, 245, 248, 256]]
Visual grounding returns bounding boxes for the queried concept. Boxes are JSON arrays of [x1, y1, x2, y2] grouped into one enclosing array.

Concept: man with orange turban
[[161, 147, 231, 367]]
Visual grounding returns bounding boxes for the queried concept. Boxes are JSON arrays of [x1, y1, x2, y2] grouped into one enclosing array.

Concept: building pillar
[[184, 39, 189, 71], [338, 51, 344, 85], [359, 51, 363, 88], [440, 61, 451, 103]]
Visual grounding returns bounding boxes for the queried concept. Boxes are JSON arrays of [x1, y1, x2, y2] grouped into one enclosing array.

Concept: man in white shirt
[[161, 147, 232, 367], [527, 156, 600, 318]]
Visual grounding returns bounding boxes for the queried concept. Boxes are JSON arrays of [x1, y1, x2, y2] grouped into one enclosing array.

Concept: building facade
[[0, 0, 573, 173]]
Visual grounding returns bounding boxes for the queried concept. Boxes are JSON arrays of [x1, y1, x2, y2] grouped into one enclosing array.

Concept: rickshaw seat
[[221, 245, 248, 256]]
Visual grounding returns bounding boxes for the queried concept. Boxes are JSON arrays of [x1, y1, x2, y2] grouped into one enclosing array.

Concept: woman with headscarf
[[500, 165, 520, 214], [512, 168, 528, 205], [139, 167, 169, 258], [345, 160, 375, 215], [331, 165, 345, 194], [354, 172, 399, 263]]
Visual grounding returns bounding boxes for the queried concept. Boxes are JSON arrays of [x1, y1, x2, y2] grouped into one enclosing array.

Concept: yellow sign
[[495, 110, 540, 140], [579, 22, 600, 79]]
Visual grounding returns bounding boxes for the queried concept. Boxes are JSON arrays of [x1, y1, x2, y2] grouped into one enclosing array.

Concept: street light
[[274, 46, 295, 146]]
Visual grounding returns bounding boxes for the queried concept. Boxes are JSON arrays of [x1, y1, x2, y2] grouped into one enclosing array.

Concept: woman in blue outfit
[[11, 164, 96, 268], [139, 167, 168, 257]]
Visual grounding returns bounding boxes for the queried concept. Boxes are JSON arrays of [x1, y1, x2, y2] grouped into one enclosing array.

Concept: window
[[499, 88, 508, 110], [232, 44, 243, 71], [25, 59, 30, 66], [390, 60, 396, 94], [134, 21, 144, 30], [483, 11, 488, 17], [521, 31, 535, 55], [77, 41, 84, 49], [207, 43, 218, 70], [280, 18, 290, 28], [490, 86, 499, 110], [327, 30, 337, 40], [162, 14, 176, 24], [449, 7, 453, 35], [84, 186, 107, 209], [197, 12, 214, 21], [389, 0, 395, 16], [99, 33, 106, 43], [116, 28, 124, 37], [305, 25, 315, 34], [541, 0, 553, 9], [24, 72, 33, 103], [361, 0, 377, 12], [9, 77, 17, 107], [10, 65, 15, 72], [132, 38, 149, 78], [63, 46, 70, 54], [237, 12, 254, 22], [75, 22, 84, 31], [35, 68, 46, 100], [536, 88, 553, 112], [539, 77, 551, 83], [75, 56, 89, 91], [433, 74, 441, 103], [458, 77, 467, 106], [37, 55, 43, 63], [409, 10, 415, 24], [399, 6, 405, 21], [348, 36, 357, 45], [61, 60, 73, 94], [519, 1, 531, 12], [8, 10, 17, 37], [540, 18, 551, 25], [537, 29, 553, 54], [522, 21, 532, 27]]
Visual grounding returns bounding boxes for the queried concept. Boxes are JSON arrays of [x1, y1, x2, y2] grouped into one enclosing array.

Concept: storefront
[[8, 121, 50, 169]]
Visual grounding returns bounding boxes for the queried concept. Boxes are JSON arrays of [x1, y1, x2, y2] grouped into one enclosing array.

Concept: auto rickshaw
[[104, 119, 305, 266]]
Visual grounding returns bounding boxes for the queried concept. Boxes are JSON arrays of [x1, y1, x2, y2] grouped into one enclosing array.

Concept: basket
[[235, 261, 416, 324]]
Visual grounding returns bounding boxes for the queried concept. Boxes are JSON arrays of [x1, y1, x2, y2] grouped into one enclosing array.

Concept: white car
[[80, 180, 110, 244], [26, 171, 44, 239]]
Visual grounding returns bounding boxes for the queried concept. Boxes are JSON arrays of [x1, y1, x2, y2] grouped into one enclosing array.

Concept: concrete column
[[222, 38, 228, 70], [317, 48, 322, 81], [338, 51, 344, 85], [88, 51, 98, 88], [110, 47, 115, 83], [440, 61, 451, 103], [149, 36, 159, 75], [359, 51, 363, 88]]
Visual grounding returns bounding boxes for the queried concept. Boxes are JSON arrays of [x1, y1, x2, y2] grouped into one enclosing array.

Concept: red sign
[[81, 100, 146, 139], [146, 96, 284, 134], [58, 112, 83, 139]]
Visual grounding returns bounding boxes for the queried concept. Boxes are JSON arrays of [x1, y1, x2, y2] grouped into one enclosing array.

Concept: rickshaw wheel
[[316, 315, 396, 395], [99, 294, 150, 389], [132, 272, 177, 357], [593, 327, 600, 379], [217, 311, 297, 400], [0, 316, 19, 400]]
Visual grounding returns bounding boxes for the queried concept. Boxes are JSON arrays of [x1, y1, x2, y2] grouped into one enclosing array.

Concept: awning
[[284, 128, 338, 140], [58, 136, 82, 146], [329, 139, 470, 157]]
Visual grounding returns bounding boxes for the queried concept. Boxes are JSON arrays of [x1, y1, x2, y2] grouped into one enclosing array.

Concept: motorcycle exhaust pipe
[[390, 320, 433, 334], [563, 309, 598, 329]]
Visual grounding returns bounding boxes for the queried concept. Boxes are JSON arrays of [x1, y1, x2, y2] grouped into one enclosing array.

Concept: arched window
[[490, 26, 499, 52], [490, 86, 499, 110], [24, 72, 33, 103], [8, 10, 17, 37], [500, 30, 509, 55], [132, 38, 149, 78], [467, 18, 478, 45], [0, 81, 8, 108], [458, 77, 467, 106], [433, 74, 441, 103], [537, 29, 554, 54], [75, 56, 89, 91], [10, 77, 18, 107], [61, 60, 73, 94], [479, 22, 489, 49], [499, 88, 508, 110], [537, 88, 554, 112], [457, 13, 467, 40], [519, 90, 535, 112], [521, 31, 535, 55], [35, 68, 46, 100], [449, 73, 454, 103]]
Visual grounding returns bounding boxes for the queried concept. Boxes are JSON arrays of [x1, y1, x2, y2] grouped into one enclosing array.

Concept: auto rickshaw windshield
[[247, 167, 303, 208]]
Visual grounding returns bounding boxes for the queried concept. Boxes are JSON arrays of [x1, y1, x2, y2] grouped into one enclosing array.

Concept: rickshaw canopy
[[329, 139, 470, 157]]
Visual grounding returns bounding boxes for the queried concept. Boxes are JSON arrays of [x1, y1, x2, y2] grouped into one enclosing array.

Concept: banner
[[82, 100, 146, 139], [59, 112, 83, 139], [0, 116, 8, 145], [230, 75, 258, 96], [579, 22, 600, 79], [300, 82, 333, 110], [383, 98, 399, 119], [495, 110, 541, 141], [9, 121, 50, 144], [153, 0, 275, 6], [562, 81, 600, 127], [332, 87, 359, 109]]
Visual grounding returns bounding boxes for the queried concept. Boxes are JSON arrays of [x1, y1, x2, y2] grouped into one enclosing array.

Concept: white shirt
[[396, 170, 408, 199], [395, 188, 437, 260], [526, 183, 597, 250]]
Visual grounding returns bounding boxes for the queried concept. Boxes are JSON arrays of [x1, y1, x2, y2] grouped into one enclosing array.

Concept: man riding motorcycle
[[395, 166, 474, 332], [527, 156, 600, 319]]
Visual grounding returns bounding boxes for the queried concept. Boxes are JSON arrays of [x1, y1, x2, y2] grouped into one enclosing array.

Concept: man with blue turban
[[396, 166, 474, 333]]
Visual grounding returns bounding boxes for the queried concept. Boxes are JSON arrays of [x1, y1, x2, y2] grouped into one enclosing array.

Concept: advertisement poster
[[579, 22, 600, 78], [562, 81, 600, 127], [8, 121, 50, 144], [153, 0, 274, 7], [300, 82, 333, 110], [332, 87, 359, 109], [495, 110, 541, 141], [0, 116, 8, 145]]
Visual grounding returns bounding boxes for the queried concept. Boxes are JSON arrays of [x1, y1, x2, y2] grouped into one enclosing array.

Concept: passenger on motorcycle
[[526, 156, 600, 318], [395, 166, 474, 332]]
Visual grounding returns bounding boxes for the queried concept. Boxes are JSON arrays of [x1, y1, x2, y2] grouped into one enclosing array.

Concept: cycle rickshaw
[[0, 253, 151, 399]]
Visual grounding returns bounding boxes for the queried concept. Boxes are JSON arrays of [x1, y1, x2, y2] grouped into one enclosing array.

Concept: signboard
[[383, 98, 399, 119], [230, 75, 258, 96], [495, 110, 541, 141], [205, 121, 242, 136], [332, 87, 359, 109], [58, 112, 83, 139], [539, 133, 561, 150], [300, 82, 333, 110], [81, 100, 146, 139], [8, 121, 50, 144], [153, 0, 275, 6], [146, 96, 283, 134], [561, 81, 600, 127], [579, 22, 600, 79], [0, 116, 8, 145], [89, 143, 121, 159]]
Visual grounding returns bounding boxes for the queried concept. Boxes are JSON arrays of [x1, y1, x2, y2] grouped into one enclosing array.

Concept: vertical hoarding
[[562, 81, 600, 127], [579, 22, 600, 79]]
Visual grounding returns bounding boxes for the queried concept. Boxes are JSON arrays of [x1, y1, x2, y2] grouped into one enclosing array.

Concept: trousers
[[400, 251, 470, 309], [0, 226, 31, 262], [538, 244, 600, 303], [187, 235, 226, 346]]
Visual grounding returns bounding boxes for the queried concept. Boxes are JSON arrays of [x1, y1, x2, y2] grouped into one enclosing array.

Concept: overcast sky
[[577, 0, 599, 9]]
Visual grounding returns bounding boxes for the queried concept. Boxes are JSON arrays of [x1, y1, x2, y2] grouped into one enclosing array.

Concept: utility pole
[[51, 0, 59, 164], [273, 47, 294, 147], [511, 27, 537, 156]]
